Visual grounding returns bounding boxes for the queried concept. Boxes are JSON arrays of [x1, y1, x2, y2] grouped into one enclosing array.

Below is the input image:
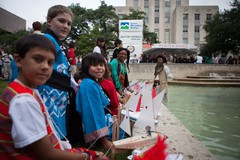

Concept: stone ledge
[[133, 104, 216, 160]]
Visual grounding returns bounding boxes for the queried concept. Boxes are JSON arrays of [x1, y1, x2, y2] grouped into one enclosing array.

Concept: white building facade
[[114, 0, 219, 50]]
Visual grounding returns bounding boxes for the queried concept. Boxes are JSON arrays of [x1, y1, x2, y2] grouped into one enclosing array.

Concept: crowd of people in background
[[139, 52, 240, 65]]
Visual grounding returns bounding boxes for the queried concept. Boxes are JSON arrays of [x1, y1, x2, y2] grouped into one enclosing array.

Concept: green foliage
[[0, 29, 29, 53], [201, 0, 240, 56]]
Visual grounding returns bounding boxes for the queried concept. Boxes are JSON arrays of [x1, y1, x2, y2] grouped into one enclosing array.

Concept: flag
[[134, 135, 168, 160], [152, 86, 157, 98], [119, 107, 131, 136]]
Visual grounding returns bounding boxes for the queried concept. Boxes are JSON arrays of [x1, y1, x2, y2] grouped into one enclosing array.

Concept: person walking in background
[[195, 53, 203, 64], [93, 37, 108, 61], [112, 39, 123, 60], [32, 21, 43, 35], [68, 41, 77, 76], [154, 55, 173, 102], [0, 34, 107, 160], [2, 50, 13, 80]]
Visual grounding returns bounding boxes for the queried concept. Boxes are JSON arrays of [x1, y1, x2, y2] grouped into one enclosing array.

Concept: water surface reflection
[[166, 86, 240, 160]]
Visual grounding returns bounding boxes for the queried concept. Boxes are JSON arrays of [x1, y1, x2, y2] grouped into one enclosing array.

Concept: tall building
[[0, 7, 26, 33], [114, 0, 219, 50]]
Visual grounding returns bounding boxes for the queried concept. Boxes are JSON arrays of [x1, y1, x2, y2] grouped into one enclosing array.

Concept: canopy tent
[[142, 48, 197, 59]]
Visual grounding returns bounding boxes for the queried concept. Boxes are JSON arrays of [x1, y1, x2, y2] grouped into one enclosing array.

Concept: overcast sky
[[1, 0, 233, 29]]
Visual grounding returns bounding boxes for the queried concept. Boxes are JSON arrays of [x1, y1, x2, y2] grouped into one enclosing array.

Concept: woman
[[110, 48, 129, 96]]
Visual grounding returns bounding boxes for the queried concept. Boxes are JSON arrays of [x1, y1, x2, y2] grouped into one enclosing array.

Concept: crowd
[[140, 52, 240, 64]]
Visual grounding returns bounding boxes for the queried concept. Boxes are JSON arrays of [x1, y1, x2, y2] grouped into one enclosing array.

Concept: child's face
[[47, 13, 72, 40], [88, 63, 105, 80], [15, 47, 55, 88], [107, 68, 112, 78]]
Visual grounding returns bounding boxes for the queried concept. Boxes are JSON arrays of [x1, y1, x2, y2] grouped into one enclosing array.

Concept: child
[[0, 34, 107, 160], [38, 4, 79, 140], [76, 53, 111, 149], [93, 37, 108, 61], [99, 63, 125, 115], [76, 53, 125, 153]]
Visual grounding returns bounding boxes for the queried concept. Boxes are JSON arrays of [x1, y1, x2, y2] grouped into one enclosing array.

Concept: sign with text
[[152, 43, 197, 49], [119, 20, 143, 57]]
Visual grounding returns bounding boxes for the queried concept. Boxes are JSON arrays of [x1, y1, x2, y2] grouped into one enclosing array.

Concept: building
[[0, 7, 26, 33], [114, 0, 219, 50]]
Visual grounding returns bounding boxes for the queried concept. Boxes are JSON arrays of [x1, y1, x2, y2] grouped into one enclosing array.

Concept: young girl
[[0, 34, 107, 160], [76, 53, 126, 153], [99, 63, 125, 115], [76, 53, 112, 149], [93, 37, 108, 61]]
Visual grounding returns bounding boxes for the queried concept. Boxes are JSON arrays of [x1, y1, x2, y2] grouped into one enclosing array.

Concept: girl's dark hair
[[80, 53, 106, 79], [16, 34, 56, 58], [69, 41, 75, 48], [96, 37, 105, 45], [114, 39, 122, 47], [101, 63, 111, 80]]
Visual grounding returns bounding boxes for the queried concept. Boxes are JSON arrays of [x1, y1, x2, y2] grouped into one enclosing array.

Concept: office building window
[[183, 14, 188, 20], [176, 0, 181, 6], [195, 26, 200, 33], [183, 38, 188, 44], [165, 0, 170, 7], [206, 14, 212, 20], [144, 0, 149, 7], [154, 28, 159, 38], [165, 29, 170, 43], [155, 0, 159, 13], [165, 17, 170, 23], [145, 17, 149, 23], [195, 14, 200, 20], [183, 25, 188, 32], [155, 17, 159, 23], [195, 38, 200, 44], [134, 0, 138, 6]]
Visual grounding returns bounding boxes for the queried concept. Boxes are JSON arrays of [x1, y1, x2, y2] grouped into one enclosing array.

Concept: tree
[[0, 29, 29, 54], [201, 0, 240, 56]]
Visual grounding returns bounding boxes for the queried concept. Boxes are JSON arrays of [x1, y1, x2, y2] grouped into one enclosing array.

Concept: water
[[166, 86, 240, 160]]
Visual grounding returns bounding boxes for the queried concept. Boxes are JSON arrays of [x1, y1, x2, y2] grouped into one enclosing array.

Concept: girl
[[76, 53, 125, 153], [99, 63, 125, 115]]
